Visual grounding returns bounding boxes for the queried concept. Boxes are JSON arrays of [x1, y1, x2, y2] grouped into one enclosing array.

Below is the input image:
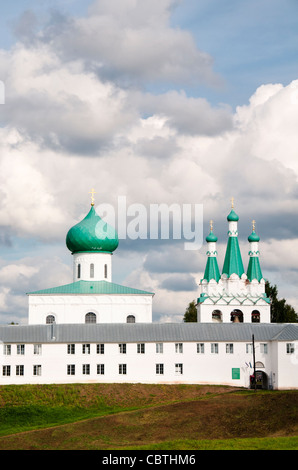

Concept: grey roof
[[0, 322, 297, 344]]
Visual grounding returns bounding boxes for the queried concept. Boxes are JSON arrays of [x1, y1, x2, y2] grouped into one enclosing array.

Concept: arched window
[[104, 264, 108, 279], [77, 264, 81, 279], [252, 310, 260, 323], [231, 309, 243, 323], [85, 312, 96, 324], [46, 315, 55, 324], [90, 263, 94, 278], [212, 310, 222, 323], [126, 315, 135, 323]]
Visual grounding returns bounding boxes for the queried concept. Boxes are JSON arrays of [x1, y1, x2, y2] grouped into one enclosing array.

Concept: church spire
[[203, 220, 221, 282], [247, 220, 263, 282], [222, 199, 244, 278]]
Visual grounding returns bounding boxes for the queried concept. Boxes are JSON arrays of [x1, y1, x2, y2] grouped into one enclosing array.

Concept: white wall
[[28, 294, 153, 325], [1, 339, 295, 388]]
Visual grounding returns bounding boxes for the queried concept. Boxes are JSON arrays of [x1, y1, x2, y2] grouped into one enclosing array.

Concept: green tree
[[183, 300, 197, 322], [265, 281, 298, 323]]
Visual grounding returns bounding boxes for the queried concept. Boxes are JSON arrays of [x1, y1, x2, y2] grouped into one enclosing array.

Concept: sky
[[0, 0, 298, 323]]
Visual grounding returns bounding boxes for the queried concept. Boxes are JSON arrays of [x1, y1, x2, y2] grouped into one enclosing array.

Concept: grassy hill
[[0, 383, 297, 450]]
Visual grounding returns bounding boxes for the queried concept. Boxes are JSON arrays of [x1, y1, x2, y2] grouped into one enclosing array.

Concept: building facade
[[0, 198, 297, 389]]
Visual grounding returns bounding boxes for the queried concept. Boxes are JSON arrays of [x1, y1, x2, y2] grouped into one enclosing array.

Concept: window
[[46, 315, 55, 324], [226, 343, 234, 354], [82, 344, 90, 354], [97, 343, 104, 354], [16, 365, 24, 376], [119, 343, 126, 354], [286, 343, 295, 354], [212, 310, 222, 322], [104, 264, 108, 279], [85, 312, 96, 324], [2, 366, 10, 376], [156, 364, 164, 375], [17, 344, 25, 355], [126, 315, 135, 323], [211, 343, 218, 354], [260, 343, 268, 354], [97, 364, 105, 375], [175, 363, 183, 375], [67, 364, 75, 375], [67, 344, 75, 354], [4, 345, 11, 355], [246, 343, 253, 354], [90, 263, 94, 278], [82, 364, 90, 375], [156, 343, 163, 353], [137, 343, 145, 354], [252, 310, 260, 323], [34, 344, 42, 355], [33, 365, 42, 376], [197, 343, 204, 354], [175, 343, 183, 353], [119, 364, 127, 375], [78, 263, 81, 279]]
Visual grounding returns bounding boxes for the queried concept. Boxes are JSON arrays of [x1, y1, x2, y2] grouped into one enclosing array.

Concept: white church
[[0, 195, 297, 389]]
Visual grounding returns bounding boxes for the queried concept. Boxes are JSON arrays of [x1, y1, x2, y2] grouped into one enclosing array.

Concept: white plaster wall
[[1, 339, 294, 388], [28, 294, 153, 324], [197, 302, 271, 323], [73, 252, 112, 282]]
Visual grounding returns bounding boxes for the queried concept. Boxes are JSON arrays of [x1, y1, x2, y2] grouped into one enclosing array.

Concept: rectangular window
[[226, 343, 234, 354], [67, 344, 75, 354], [211, 343, 218, 354], [17, 344, 25, 355], [137, 343, 145, 354], [175, 343, 183, 353], [33, 365, 42, 376], [67, 364, 75, 375], [156, 364, 164, 375], [175, 363, 183, 375], [16, 365, 24, 376], [2, 365, 11, 376], [197, 343, 204, 353], [119, 343, 126, 354], [260, 343, 268, 354], [286, 343, 295, 354], [246, 343, 253, 354], [82, 344, 90, 354], [97, 343, 105, 354], [34, 344, 42, 355], [82, 364, 90, 375], [119, 364, 127, 375], [156, 343, 163, 353], [4, 345, 11, 355], [97, 364, 105, 375]]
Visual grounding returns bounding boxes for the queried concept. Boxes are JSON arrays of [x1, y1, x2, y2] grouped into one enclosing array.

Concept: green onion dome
[[248, 230, 260, 243], [206, 231, 218, 243], [227, 209, 239, 222], [66, 205, 119, 254]]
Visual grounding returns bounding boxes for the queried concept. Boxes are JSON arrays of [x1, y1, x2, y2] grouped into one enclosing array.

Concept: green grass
[[126, 436, 298, 450]]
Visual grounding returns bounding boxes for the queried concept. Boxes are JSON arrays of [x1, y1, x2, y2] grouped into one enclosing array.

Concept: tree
[[265, 281, 298, 323], [183, 300, 197, 322]]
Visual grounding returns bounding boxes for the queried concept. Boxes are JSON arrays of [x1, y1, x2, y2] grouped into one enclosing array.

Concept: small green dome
[[66, 205, 119, 254], [248, 231, 260, 242], [206, 231, 218, 243], [227, 209, 239, 222]]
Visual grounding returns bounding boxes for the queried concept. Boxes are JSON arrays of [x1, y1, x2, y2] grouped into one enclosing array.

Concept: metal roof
[[27, 280, 154, 296], [0, 323, 297, 344]]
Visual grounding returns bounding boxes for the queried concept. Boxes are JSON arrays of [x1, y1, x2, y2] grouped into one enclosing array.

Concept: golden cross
[[231, 197, 234, 209], [252, 220, 256, 231], [210, 219, 213, 231], [89, 188, 96, 206]]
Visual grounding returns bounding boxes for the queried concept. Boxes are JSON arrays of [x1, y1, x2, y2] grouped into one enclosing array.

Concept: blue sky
[[0, 0, 298, 323]]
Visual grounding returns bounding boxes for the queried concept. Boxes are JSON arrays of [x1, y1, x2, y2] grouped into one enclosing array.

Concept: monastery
[[0, 195, 297, 389]]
